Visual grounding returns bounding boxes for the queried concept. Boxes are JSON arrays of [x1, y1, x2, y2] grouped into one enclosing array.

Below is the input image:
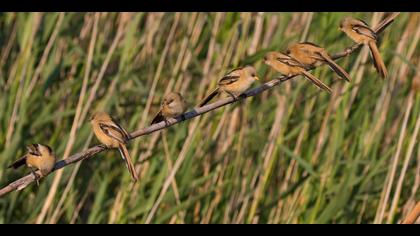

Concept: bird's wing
[[111, 117, 131, 140], [218, 68, 242, 85], [99, 121, 129, 144], [300, 41, 322, 48], [277, 55, 307, 68], [218, 75, 240, 85], [352, 19, 377, 41]]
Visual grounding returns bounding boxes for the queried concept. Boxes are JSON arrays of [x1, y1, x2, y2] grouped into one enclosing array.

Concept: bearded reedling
[[287, 42, 351, 82], [90, 112, 138, 182], [339, 16, 388, 79], [8, 144, 56, 186], [151, 92, 188, 125], [198, 66, 259, 107], [264, 51, 332, 93]]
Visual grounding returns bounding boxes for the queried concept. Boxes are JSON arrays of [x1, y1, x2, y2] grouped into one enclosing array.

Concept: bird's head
[[244, 65, 259, 81], [90, 111, 111, 122]]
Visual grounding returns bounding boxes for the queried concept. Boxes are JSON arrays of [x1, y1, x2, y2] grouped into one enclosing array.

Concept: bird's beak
[[254, 76, 260, 81]]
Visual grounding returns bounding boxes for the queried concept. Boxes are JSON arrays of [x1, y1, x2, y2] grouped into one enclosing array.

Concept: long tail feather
[[368, 41, 388, 79], [118, 144, 138, 182], [301, 70, 332, 94], [198, 88, 219, 107], [8, 156, 27, 169], [320, 52, 352, 82]]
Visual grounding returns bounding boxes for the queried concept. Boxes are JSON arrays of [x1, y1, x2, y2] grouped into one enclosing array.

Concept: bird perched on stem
[[90, 112, 138, 182], [264, 51, 332, 93], [339, 16, 388, 79], [198, 65, 259, 107], [151, 92, 188, 125], [8, 144, 56, 186], [287, 42, 352, 82]]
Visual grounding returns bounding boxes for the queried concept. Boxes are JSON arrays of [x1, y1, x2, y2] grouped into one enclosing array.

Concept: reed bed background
[[0, 12, 418, 224]]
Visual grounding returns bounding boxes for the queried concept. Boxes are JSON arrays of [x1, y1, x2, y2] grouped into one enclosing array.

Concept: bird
[[90, 112, 138, 182], [198, 65, 259, 107], [339, 16, 388, 79], [8, 143, 56, 186], [264, 51, 332, 93], [287, 42, 352, 82], [151, 92, 188, 125]]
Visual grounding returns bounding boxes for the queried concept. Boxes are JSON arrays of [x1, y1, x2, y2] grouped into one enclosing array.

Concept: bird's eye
[[286, 50, 290, 54], [263, 56, 268, 61]]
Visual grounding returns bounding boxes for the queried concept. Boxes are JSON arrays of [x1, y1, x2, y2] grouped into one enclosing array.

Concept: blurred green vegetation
[[0, 12, 419, 224]]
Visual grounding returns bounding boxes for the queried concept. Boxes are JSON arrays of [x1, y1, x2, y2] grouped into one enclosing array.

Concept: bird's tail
[[368, 40, 388, 79], [319, 52, 352, 82], [118, 144, 138, 182], [301, 70, 332, 94], [8, 156, 27, 169], [150, 111, 164, 125], [198, 88, 219, 107]]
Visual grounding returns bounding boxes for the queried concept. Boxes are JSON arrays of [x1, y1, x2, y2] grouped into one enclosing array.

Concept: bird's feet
[[226, 91, 239, 101], [31, 169, 40, 186]]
